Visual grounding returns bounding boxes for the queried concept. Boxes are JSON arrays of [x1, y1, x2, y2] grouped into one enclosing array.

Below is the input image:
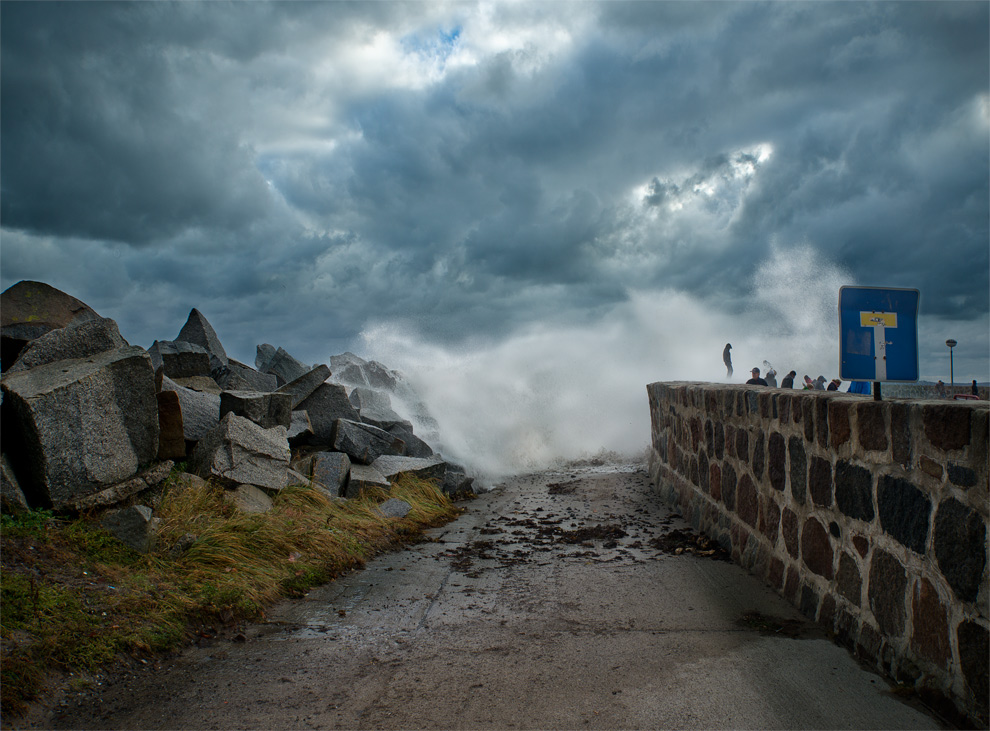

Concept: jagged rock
[[331, 419, 405, 465], [329, 352, 369, 387], [169, 532, 198, 558], [349, 387, 406, 429], [156, 391, 187, 460], [68, 461, 174, 512], [171, 376, 223, 395], [8, 318, 128, 373], [442, 462, 475, 495], [260, 346, 310, 387], [287, 468, 311, 487], [101, 505, 159, 553], [219, 390, 291, 429], [1, 454, 29, 514], [147, 340, 210, 379], [377, 498, 412, 519], [277, 365, 331, 409], [312, 452, 351, 498], [175, 308, 228, 372], [169, 472, 208, 493], [0, 346, 159, 510], [346, 464, 390, 497], [297, 384, 360, 445], [159, 375, 221, 442], [387, 422, 434, 458], [255, 343, 278, 373], [287, 410, 314, 445], [224, 484, 273, 514], [189, 412, 290, 492], [370, 455, 446, 485], [1, 280, 100, 368], [214, 358, 277, 393]]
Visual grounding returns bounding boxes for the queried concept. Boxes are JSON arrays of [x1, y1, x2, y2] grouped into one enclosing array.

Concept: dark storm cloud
[[0, 1, 986, 375]]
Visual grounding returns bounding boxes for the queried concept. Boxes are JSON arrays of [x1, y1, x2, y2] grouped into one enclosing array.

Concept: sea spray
[[357, 247, 853, 482]]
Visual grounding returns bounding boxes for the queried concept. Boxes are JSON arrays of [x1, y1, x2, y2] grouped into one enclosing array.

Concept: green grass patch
[[0, 472, 461, 716]]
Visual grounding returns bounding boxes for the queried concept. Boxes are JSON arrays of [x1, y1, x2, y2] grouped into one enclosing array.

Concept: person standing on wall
[[723, 343, 733, 378], [746, 367, 769, 386], [781, 370, 796, 389]]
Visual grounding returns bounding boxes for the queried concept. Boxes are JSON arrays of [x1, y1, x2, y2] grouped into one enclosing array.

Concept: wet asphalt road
[[32, 462, 942, 730]]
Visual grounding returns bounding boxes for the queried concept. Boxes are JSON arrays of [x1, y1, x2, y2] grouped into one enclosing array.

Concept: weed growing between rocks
[[0, 473, 460, 717]]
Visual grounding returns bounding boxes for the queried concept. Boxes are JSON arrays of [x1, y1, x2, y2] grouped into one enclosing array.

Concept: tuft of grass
[[0, 473, 461, 717]]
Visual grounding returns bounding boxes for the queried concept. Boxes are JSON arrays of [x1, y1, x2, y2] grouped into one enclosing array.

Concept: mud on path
[[17, 462, 941, 730]]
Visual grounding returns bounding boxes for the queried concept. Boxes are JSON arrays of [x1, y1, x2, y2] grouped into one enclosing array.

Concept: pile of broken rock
[[0, 280, 472, 552]]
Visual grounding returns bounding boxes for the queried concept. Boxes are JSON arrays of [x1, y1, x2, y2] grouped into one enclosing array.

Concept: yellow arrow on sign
[[860, 311, 897, 328]]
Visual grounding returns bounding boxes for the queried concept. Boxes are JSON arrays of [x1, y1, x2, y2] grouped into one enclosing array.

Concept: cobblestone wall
[[646, 382, 988, 724]]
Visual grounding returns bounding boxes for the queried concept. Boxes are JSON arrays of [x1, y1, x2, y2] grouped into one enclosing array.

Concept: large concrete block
[[1, 346, 159, 509], [220, 390, 291, 429], [190, 412, 290, 492], [8, 317, 128, 373]]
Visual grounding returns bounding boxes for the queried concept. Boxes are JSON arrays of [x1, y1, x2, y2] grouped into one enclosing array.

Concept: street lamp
[[946, 339, 957, 387]]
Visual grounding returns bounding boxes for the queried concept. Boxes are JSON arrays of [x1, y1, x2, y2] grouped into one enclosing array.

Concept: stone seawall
[[646, 382, 988, 724]]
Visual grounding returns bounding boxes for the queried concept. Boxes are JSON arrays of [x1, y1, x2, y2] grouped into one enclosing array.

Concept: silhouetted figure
[[827, 378, 841, 391], [746, 367, 769, 386], [814, 375, 826, 390], [936, 380, 947, 398], [765, 368, 777, 387], [781, 370, 796, 389], [723, 343, 733, 377], [803, 375, 814, 389], [973, 380, 979, 396]]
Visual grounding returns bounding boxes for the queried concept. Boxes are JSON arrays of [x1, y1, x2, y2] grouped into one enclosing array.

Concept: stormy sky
[[2, 1, 988, 470]]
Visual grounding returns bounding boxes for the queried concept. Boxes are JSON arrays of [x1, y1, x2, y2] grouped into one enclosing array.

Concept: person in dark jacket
[[746, 367, 768, 386], [973, 380, 979, 396], [827, 378, 841, 391], [781, 370, 796, 389]]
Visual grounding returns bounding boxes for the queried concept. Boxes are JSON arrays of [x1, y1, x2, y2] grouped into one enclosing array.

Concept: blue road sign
[[839, 286, 920, 382]]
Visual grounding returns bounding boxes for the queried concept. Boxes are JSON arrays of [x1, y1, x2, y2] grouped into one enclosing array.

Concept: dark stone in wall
[[788, 436, 807, 505], [768, 432, 786, 492], [736, 391, 746, 417], [911, 577, 951, 668], [857, 622, 884, 665], [877, 475, 931, 555], [689, 456, 699, 487], [779, 395, 791, 424], [837, 552, 862, 606], [714, 421, 725, 460], [690, 416, 702, 451], [803, 400, 815, 442], [752, 431, 765, 481], [923, 405, 971, 451], [801, 517, 834, 579], [747, 391, 760, 415], [869, 549, 907, 637], [829, 521, 840, 538], [736, 428, 749, 465], [857, 402, 888, 452], [722, 463, 737, 512], [709, 463, 722, 501], [784, 565, 800, 601], [920, 456, 943, 480], [830, 401, 851, 448], [800, 584, 819, 619], [890, 403, 912, 464], [958, 621, 989, 709], [760, 496, 780, 544], [835, 461, 875, 522], [852, 535, 869, 557], [698, 449, 709, 493], [809, 456, 833, 507], [736, 474, 758, 528], [947, 463, 978, 488], [782, 508, 799, 559], [705, 419, 714, 455], [819, 594, 836, 631], [816, 398, 830, 449], [933, 497, 987, 602], [725, 425, 736, 459], [768, 556, 785, 589]]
